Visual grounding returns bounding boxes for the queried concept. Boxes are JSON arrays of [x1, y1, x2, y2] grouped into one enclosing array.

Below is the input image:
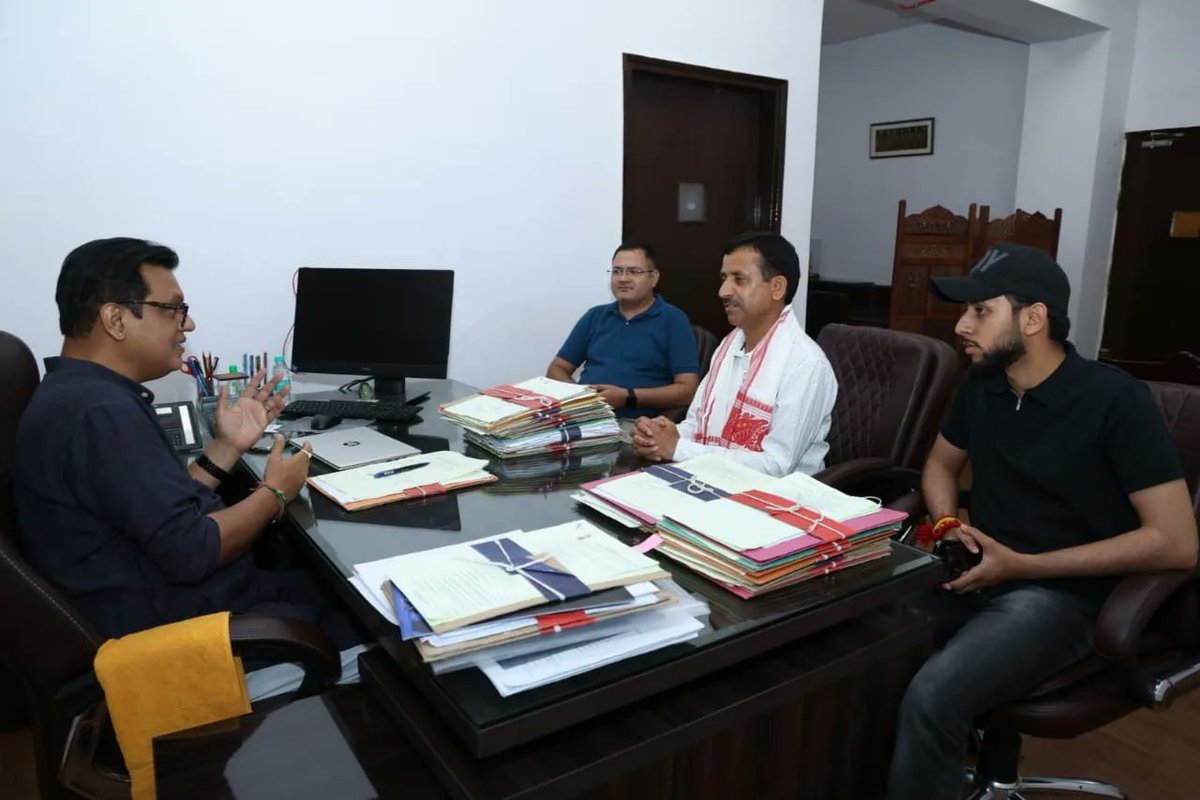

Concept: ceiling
[[822, 0, 1108, 46]]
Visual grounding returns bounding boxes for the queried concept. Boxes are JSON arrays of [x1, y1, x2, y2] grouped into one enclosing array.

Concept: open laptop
[[292, 426, 420, 470]]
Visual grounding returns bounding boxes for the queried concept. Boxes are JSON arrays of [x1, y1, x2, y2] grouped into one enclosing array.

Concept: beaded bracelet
[[256, 482, 288, 522]]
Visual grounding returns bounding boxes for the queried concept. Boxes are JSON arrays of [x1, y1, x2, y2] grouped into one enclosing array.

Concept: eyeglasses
[[113, 300, 191, 328], [608, 267, 655, 277]]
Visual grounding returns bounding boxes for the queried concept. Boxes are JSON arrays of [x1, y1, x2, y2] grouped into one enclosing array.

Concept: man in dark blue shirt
[[13, 238, 356, 648], [885, 245, 1197, 800], [547, 244, 699, 418]]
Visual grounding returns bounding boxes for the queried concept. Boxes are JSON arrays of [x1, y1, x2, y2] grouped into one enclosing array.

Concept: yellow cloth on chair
[[94, 610, 253, 800]]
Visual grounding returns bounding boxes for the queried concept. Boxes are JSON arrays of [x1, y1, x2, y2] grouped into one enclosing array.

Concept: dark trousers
[[884, 583, 1099, 800]]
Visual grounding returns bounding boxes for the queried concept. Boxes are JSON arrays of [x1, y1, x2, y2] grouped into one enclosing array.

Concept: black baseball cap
[[930, 243, 1070, 316]]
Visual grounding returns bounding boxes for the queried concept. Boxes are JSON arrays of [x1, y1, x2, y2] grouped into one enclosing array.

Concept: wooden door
[[622, 55, 787, 338], [1101, 128, 1200, 362]]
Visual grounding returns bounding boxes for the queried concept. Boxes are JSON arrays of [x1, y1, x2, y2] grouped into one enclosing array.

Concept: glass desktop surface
[[248, 378, 939, 730]]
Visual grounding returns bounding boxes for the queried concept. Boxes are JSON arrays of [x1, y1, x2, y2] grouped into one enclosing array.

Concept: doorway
[[622, 54, 787, 339], [1101, 127, 1200, 370]]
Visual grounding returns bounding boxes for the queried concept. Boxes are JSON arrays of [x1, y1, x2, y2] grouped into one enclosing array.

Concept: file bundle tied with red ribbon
[[657, 484, 905, 598], [348, 520, 710, 674], [440, 376, 620, 458]]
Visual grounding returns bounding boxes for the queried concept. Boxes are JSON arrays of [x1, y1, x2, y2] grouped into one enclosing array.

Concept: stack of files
[[306, 450, 496, 511], [440, 376, 620, 458], [574, 454, 782, 531], [349, 520, 710, 695], [656, 469, 906, 598], [573, 454, 904, 597]]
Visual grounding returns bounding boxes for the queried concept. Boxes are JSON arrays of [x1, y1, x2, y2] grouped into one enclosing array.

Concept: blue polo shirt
[[557, 295, 699, 418]]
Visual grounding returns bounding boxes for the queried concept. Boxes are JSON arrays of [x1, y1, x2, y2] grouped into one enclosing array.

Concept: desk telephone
[[153, 401, 204, 453]]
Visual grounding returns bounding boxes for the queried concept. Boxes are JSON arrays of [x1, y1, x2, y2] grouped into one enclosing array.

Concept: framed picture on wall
[[869, 118, 935, 158]]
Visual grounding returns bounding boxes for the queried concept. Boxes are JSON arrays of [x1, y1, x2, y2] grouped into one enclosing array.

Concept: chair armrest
[[1094, 568, 1198, 707], [1095, 570, 1196, 661], [229, 614, 341, 698], [813, 457, 895, 489]]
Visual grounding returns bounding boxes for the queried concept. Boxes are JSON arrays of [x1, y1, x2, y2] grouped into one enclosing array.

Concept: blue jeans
[[885, 583, 1100, 800]]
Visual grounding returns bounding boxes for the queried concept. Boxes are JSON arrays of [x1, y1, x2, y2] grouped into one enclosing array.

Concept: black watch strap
[[625, 387, 637, 408], [195, 453, 232, 483]]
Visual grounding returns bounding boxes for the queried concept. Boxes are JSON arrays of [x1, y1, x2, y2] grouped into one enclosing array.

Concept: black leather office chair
[[663, 325, 720, 423], [813, 325, 959, 506], [0, 331, 342, 800], [958, 381, 1200, 799]]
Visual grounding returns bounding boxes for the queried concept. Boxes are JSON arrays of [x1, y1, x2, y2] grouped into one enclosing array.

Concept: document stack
[[575, 455, 905, 597], [306, 450, 497, 511], [440, 377, 621, 458], [350, 520, 710, 696]]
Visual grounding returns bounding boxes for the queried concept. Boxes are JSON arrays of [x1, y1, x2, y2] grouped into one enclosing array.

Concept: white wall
[[0, 0, 824, 390], [811, 23, 1029, 285], [1126, 0, 1200, 131]]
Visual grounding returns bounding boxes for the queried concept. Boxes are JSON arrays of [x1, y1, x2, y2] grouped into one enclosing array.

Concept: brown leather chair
[[813, 324, 959, 495], [663, 325, 720, 423], [692, 324, 719, 379], [0, 331, 342, 800], [964, 380, 1200, 799]]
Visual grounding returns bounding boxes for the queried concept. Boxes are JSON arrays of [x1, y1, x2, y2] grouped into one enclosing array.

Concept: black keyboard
[[279, 399, 421, 423]]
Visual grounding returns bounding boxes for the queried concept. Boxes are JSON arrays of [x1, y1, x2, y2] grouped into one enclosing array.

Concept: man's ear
[[97, 303, 127, 341], [771, 275, 788, 302], [1022, 302, 1049, 336]]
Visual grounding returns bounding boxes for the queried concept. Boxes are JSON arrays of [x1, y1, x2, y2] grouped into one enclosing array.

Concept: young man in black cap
[[885, 243, 1197, 800], [632, 231, 837, 476]]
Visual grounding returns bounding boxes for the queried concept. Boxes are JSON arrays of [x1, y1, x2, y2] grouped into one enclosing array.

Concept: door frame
[[621, 53, 788, 235]]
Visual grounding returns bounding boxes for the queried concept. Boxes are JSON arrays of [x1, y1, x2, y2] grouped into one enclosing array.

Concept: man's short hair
[[723, 232, 800, 304], [56, 238, 179, 337], [611, 243, 658, 268], [1006, 294, 1070, 342]]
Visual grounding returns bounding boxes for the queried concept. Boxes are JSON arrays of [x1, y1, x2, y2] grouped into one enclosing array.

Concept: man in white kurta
[[632, 232, 837, 477]]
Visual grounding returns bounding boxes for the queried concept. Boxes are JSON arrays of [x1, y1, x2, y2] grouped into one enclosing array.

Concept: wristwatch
[[194, 453, 232, 483], [625, 387, 637, 409]]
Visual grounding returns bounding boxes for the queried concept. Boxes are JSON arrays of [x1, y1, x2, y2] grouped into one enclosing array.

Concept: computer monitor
[[291, 267, 454, 400]]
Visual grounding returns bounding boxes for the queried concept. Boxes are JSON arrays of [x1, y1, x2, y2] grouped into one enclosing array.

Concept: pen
[[404, 391, 431, 406], [372, 462, 428, 479]]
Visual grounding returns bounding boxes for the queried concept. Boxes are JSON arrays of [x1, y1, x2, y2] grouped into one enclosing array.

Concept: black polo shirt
[[942, 344, 1183, 602], [13, 357, 262, 638]]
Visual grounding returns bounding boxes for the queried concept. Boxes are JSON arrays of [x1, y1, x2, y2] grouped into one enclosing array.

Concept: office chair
[[0, 331, 342, 800], [959, 380, 1200, 799], [813, 324, 959, 503], [663, 325, 720, 423]]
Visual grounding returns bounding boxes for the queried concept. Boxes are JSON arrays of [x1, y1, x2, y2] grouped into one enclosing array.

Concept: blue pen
[[372, 462, 428, 479]]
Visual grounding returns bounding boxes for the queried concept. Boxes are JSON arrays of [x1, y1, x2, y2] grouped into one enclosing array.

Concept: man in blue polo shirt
[[547, 243, 700, 418]]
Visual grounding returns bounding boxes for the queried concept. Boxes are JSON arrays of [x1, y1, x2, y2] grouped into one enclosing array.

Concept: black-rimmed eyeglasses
[[112, 300, 191, 328]]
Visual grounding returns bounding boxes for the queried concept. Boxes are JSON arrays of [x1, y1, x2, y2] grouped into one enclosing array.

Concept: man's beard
[[969, 325, 1026, 377]]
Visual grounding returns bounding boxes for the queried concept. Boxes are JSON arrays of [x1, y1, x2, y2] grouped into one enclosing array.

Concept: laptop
[[292, 426, 420, 470]]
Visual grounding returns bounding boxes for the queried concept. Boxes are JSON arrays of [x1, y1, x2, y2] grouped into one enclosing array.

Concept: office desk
[[240, 379, 942, 799]]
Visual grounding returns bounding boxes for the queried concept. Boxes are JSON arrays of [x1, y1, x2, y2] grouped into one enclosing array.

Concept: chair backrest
[[817, 323, 959, 471], [0, 331, 104, 800], [692, 324, 719, 380], [1146, 381, 1200, 517], [888, 200, 979, 352], [976, 206, 1063, 260]]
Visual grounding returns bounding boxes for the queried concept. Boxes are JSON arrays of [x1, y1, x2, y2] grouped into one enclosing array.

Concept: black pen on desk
[[372, 462, 428, 479], [405, 391, 431, 406]]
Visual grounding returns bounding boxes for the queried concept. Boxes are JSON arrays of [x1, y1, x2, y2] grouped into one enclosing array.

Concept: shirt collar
[[980, 342, 1080, 405], [606, 295, 662, 322], [44, 356, 157, 405]]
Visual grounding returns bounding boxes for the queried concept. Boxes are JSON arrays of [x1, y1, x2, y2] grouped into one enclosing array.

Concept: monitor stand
[[374, 377, 407, 402]]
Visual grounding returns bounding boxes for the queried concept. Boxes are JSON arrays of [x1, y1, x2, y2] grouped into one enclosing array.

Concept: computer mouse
[[310, 413, 342, 431]]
